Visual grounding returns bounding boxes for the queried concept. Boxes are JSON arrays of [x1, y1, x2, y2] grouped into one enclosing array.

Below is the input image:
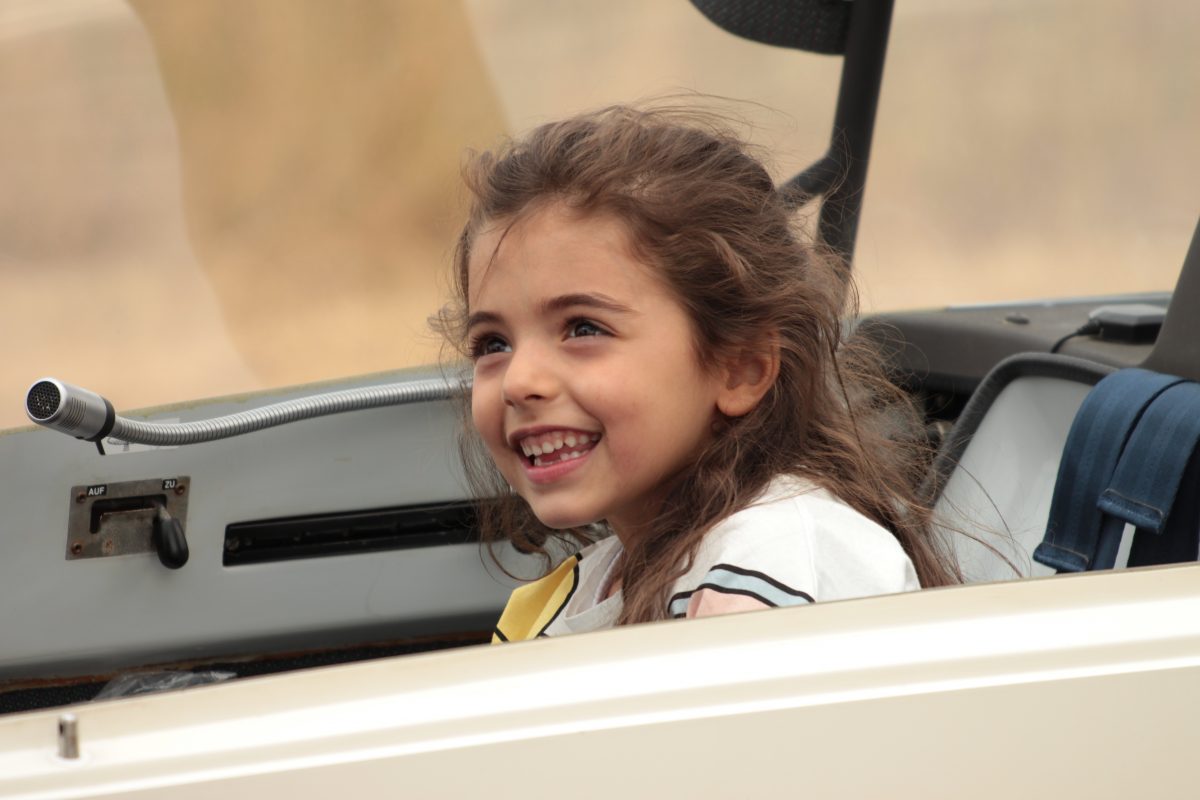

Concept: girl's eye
[[567, 319, 608, 339], [469, 334, 510, 359]]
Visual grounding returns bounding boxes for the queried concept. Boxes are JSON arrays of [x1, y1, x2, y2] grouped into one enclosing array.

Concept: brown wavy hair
[[436, 105, 961, 625]]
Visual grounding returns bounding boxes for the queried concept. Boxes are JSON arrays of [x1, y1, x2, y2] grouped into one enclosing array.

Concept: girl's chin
[[525, 504, 602, 531], [537, 516, 601, 532]]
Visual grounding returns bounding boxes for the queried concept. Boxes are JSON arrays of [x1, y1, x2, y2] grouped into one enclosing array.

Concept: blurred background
[[2, 0, 1197, 429]]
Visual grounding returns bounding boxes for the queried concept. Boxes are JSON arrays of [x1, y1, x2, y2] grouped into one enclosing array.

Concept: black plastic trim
[[860, 292, 1169, 399]]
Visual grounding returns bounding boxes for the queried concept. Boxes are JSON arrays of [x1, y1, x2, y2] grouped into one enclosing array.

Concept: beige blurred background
[[2, 0, 1197, 430]]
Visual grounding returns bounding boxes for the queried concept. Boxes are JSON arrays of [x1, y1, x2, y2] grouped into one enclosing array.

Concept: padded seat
[[930, 354, 1112, 583]]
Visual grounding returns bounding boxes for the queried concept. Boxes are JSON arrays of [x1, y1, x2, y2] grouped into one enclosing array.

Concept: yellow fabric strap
[[492, 555, 581, 642]]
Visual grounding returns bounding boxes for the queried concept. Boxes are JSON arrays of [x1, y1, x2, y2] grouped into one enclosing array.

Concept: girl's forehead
[[473, 202, 630, 260], [466, 202, 666, 305]]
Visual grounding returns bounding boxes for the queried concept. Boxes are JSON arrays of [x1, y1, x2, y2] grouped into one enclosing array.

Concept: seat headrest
[[689, 0, 852, 55], [1142, 216, 1200, 381]]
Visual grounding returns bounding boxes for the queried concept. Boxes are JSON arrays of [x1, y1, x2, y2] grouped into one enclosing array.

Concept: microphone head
[[26, 378, 115, 441], [26, 379, 64, 421]]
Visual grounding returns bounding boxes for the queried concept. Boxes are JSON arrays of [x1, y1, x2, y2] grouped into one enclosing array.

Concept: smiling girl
[[437, 106, 960, 640]]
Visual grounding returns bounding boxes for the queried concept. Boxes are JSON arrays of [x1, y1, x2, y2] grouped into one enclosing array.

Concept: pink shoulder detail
[[686, 588, 773, 619]]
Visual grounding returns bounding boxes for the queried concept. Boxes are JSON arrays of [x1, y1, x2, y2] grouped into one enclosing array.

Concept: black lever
[[153, 501, 189, 569]]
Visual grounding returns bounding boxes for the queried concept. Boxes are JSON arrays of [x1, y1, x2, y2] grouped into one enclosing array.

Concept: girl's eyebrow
[[466, 293, 634, 332], [465, 310, 503, 332], [542, 293, 634, 315]]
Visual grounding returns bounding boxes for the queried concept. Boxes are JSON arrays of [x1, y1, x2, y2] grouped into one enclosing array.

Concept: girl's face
[[466, 203, 727, 539]]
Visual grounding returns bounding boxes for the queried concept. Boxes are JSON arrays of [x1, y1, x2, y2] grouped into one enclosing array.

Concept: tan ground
[[1, 0, 1197, 430]]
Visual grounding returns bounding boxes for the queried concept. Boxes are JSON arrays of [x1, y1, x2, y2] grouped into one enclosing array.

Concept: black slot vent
[[223, 501, 478, 566]]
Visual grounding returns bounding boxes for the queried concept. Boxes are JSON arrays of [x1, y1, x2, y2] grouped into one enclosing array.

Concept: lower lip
[[522, 447, 593, 485]]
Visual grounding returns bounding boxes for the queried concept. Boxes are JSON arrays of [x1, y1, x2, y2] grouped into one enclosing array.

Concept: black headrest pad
[[689, 0, 852, 55]]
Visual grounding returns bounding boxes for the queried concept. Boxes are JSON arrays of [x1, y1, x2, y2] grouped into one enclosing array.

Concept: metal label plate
[[65, 477, 190, 560]]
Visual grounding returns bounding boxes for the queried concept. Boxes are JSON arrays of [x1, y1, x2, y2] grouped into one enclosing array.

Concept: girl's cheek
[[469, 384, 497, 437], [471, 379, 511, 471]]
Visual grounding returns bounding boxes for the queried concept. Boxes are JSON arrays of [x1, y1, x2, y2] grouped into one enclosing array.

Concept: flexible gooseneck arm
[[25, 375, 467, 448]]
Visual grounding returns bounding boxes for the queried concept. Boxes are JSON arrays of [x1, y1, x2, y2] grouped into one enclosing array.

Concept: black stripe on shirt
[[667, 565, 814, 612], [668, 582, 789, 613], [535, 555, 582, 638], [704, 562, 815, 599]]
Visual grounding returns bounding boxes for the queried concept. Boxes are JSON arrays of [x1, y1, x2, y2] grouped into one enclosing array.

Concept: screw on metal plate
[[57, 713, 79, 759]]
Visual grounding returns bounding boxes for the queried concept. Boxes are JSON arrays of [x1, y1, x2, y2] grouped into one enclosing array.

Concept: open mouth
[[517, 430, 601, 467]]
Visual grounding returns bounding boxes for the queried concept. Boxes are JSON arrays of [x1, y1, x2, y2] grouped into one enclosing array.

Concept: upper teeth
[[520, 431, 595, 457]]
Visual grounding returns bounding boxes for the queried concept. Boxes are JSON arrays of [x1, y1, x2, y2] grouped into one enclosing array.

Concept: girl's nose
[[502, 346, 560, 407]]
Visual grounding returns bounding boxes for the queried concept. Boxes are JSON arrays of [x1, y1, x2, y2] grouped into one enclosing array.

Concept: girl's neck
[[606, 517, 647, 552], [605, 490, 668, 549], [601, 548, 624, 600]]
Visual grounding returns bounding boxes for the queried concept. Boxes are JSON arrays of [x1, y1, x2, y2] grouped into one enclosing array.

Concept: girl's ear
[[715, 339, 780, 418]]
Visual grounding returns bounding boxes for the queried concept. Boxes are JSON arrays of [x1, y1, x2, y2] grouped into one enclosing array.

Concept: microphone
[[25, 378, 116, 442]]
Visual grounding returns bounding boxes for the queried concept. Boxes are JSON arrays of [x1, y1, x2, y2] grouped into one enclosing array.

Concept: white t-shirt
[[542, 475, 919, 636]]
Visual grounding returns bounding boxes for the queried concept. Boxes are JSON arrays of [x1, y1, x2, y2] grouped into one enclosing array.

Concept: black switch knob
[[153, 503, 189, 569]]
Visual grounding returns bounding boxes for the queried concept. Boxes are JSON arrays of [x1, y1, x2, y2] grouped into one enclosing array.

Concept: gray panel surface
[[0, 370, 536, 680]]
